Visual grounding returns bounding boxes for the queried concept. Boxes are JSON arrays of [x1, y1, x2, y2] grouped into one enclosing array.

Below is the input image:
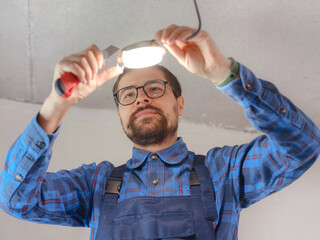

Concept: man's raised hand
[[155, 25, 232, 85]]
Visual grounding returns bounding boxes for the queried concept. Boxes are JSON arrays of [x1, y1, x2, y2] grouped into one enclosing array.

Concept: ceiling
[[1, 0, 320, 130]]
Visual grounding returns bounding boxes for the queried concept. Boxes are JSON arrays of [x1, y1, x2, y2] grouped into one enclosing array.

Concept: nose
[[135, 87, 151, 107]]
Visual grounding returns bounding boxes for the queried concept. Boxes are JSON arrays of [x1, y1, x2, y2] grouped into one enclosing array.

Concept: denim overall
[[96, 155, 217, 240]]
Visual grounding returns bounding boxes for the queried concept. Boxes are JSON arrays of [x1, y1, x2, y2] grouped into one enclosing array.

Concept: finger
[[58, 53, 91, 84], [55, 44, 104, 86], [88, 44, 105, 69], [163, 44, 185, 64], [57, 60, 87, 84], [79, 56, 93, 85], [187, 30, 218, 62], [154, 29, 163, 41], [169, 26, 197, 44], [86, 50, 99, 81], [95, 66, 124, 88], [161, 24, 179, 44], [116, 53, 124, 69], [68, 47, 101, 83]]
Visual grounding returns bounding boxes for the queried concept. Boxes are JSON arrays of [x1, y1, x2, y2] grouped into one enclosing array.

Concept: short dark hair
[[112, 65, 182, 106]]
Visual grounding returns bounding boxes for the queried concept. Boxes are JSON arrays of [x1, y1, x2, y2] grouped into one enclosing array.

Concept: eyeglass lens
[[118, 80, 166, 105]]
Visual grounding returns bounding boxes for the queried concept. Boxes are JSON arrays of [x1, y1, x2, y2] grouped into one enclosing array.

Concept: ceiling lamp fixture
[[119, 0, 201, 69], [119, 40, 166, 69]]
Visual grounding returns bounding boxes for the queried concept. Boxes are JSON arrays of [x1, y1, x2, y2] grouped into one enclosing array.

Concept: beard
[[122, 105, 178, 147]]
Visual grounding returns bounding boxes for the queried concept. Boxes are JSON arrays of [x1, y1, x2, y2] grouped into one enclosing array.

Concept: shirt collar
[[127, 137, 189, 169]]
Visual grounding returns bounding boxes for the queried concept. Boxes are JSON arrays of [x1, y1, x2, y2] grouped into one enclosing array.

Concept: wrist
[[207, 58, 233, 85], [215, 58, 239, 87], [38, 96, 72, 134]]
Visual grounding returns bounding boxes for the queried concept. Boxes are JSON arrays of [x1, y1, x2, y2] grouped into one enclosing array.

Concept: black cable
[[185, 0, 202, 41]]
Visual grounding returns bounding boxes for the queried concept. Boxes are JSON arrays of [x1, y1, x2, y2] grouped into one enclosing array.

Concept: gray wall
[[0, 99, 319, 240]]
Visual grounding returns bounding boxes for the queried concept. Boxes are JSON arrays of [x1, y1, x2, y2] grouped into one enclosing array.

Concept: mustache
[[128, 105, 165, 127]]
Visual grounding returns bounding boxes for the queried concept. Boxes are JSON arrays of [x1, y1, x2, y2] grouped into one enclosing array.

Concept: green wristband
[[216, 58, 239, 87]]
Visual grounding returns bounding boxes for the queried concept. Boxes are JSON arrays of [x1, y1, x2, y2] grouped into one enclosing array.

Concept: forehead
[[118, 67, 166, 89]]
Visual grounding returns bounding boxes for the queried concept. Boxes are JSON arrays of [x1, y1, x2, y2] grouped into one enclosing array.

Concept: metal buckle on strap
[[190, 172, 200, 186], [105, 180, 122, 196]]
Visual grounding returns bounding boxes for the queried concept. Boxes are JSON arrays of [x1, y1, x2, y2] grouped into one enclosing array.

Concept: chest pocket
[[113, 197, 196, 240]]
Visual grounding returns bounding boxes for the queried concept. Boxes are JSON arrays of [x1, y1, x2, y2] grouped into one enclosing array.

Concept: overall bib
[[96, 155, 217, 240]]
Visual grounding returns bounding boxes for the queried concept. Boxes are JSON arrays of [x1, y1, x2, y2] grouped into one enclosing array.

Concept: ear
[[177, 96, 184, 116]]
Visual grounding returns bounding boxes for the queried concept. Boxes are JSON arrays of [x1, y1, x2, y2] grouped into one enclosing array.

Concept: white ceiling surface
[[1, 0, 319, 130]]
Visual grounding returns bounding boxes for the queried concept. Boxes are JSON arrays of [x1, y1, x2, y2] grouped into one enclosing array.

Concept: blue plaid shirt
[[1, 63, 319, 240]]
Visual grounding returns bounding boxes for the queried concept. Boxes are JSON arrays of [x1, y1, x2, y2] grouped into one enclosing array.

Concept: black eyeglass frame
[[114, 79, 178, 106]]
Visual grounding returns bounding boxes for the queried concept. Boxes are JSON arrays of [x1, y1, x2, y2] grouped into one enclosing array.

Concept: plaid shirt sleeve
[[209, 63, 320, 210], [0, 115, 113, 227]]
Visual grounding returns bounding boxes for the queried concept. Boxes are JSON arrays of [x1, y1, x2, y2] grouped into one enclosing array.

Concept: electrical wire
[[185, 0, 202, 40]]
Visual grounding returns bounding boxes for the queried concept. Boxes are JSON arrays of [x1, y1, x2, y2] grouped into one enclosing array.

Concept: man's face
[[117, 67, 184, 147]]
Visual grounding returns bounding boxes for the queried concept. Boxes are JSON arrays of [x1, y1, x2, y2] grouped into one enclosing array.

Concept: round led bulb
[[120, 40, 166, 69]]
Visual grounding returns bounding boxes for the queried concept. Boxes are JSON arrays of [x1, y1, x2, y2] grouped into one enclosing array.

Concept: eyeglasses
[[114, 79, 177, 106]]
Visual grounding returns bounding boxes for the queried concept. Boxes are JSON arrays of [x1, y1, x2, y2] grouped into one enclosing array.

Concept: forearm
[[0, 117, 96, 226], [220, 63, 320, 157], [214, 63, 320, 206], [0, 115, 56, 210], [38, 94, 72, 134]]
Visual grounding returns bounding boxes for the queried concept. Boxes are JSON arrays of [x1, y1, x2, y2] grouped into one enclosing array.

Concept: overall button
[[152, 179, 159, 185], [245, 82, 252, 90], [280, 108, 287, 115], [37, 142, 46, 149], [151, 155, 158, 160], [15, 174, 23, 181]]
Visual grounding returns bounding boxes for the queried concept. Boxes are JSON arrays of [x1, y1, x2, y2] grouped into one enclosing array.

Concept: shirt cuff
[[24, 113, 61, 156], [215, 58, 239, 87]]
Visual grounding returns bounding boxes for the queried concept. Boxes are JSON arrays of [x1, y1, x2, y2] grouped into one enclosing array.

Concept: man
[[0, 25, 319, 240]]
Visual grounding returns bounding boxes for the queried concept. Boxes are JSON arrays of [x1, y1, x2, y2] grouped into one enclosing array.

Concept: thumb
[[96, 66, 123, 88]]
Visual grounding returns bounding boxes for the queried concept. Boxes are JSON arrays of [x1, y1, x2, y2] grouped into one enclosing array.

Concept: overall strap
[[193, 154, 217, 221], [105, 164, 126, 195], [95, 164, 126, 240]]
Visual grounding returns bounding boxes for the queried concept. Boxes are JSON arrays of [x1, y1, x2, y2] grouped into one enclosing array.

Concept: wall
[[0, 99, 319, 239]]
